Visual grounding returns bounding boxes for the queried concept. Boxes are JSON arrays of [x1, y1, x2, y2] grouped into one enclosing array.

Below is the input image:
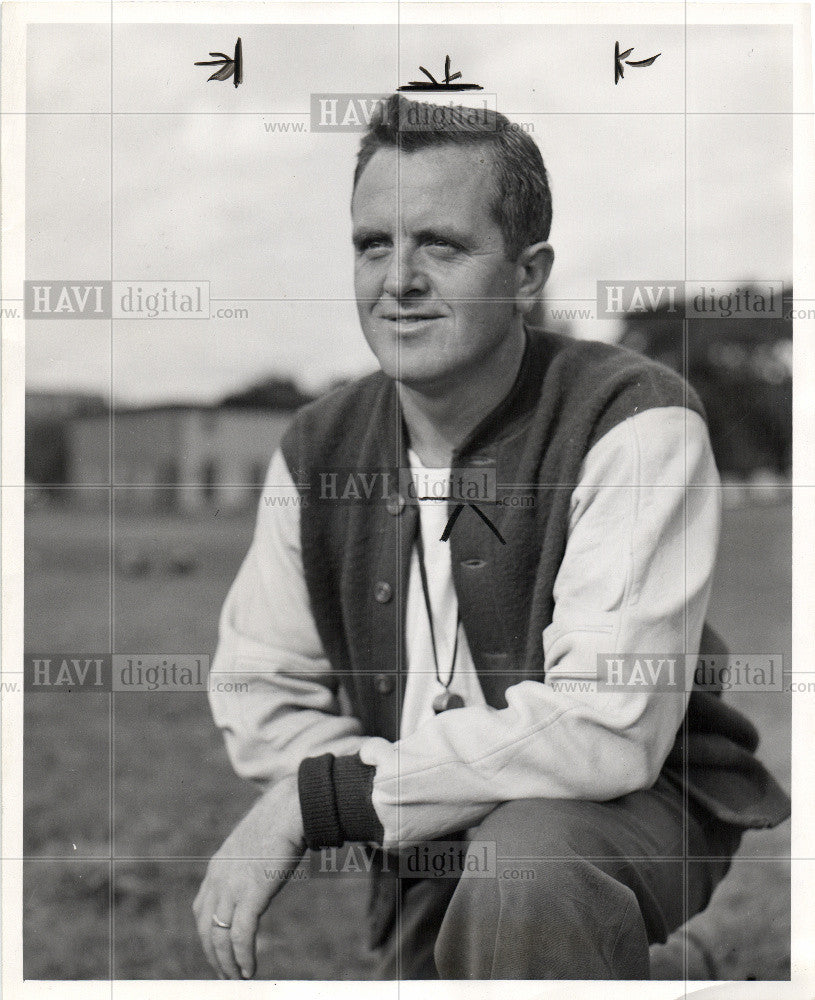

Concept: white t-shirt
[[400, 450, 488, 737]]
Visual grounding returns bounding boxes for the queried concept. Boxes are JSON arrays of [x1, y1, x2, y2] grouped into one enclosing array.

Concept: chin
[[392, 368, 446, 389], [365, 332, 436, 383], [379, 356, 444, 387]]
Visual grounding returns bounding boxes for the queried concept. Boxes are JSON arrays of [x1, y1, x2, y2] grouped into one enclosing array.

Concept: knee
[[446, 805, 618, 918], [433, 804, 595, 952], [469, 796, 610, 860], [433, 837, 645, 979]]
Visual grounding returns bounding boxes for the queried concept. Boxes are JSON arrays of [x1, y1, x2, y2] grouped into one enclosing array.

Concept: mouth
[[380, 314, 444, 326]]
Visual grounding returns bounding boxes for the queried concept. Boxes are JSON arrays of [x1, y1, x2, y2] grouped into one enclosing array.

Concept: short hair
[[353, 94, 552, 260]]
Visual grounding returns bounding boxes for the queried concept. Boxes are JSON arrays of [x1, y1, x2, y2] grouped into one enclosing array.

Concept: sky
[[25, 19, 793, 403]]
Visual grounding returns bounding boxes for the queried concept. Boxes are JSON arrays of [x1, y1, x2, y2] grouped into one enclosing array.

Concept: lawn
[[22, 500, 791, 980]]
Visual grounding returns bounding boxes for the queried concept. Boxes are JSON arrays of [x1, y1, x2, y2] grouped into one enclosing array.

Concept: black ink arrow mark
[[399, 54, 483, 92], [440, 502, 506, 545], [615, 41, 661, 84], [196, 37, 243, 88]]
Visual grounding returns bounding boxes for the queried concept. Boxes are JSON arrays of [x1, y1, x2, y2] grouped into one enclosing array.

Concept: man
[[194, 94, 789, 980]]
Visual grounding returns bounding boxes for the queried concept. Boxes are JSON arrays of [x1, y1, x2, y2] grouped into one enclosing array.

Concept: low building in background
[[25, 375, 314, 513], [25, 390, 108, 488], [68, 404, 295, 513]]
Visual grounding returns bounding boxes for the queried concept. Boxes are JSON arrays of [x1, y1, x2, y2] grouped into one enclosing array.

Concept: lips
[[380, 313, 443, 322]]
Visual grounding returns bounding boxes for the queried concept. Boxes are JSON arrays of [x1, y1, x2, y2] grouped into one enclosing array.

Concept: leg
[[433, 775, 738, 979], [371, 874, 458, 979]]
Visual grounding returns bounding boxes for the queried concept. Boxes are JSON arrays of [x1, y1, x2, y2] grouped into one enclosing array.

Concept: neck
[[398, 324, 526, 467]]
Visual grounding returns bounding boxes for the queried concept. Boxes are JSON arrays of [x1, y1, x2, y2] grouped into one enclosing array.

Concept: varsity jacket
[[211, 329, 790, 855]]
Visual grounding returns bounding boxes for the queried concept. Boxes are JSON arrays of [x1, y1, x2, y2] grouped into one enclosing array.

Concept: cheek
[[449, 265, 515, 315], [447, 259, 515, 300], [453, 276, 515, 343], [353, 264, 368, 300], [357, 267, 396, 313], [354, 260, 379, 298]]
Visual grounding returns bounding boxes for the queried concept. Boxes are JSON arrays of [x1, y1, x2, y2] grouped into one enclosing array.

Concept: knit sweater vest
[[282, 329, 790, 846]]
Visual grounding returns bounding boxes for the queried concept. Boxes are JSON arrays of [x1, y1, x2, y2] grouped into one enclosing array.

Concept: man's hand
[[193, 775, 306, 979]]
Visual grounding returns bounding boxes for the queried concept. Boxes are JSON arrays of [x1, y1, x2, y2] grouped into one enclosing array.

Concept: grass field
[[22, 500, 791, 980]]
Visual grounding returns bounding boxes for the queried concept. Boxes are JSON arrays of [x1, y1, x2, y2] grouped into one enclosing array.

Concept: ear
[[514, 242, 554, 316]]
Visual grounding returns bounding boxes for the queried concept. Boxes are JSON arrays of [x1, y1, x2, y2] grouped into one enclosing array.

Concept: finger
[[196, 914, 222, 977], [211, 902, 242, 980], [230, 895, 265, 979], [194, 890, 223, 978]]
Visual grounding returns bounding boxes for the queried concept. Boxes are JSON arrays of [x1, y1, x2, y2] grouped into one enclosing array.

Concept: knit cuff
[[297, 752, 384, 849]]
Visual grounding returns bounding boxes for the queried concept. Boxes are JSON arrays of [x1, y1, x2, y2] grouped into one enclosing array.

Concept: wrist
[[249, 775, 305, 848], [276, 774, 306, 843]]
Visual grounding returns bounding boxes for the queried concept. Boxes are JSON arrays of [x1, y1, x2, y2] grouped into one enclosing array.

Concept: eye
[[355, 236, 390, 257], [425, 236, 463, 254]]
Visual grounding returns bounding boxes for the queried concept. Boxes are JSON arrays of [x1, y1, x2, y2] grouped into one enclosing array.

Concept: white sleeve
[[208, 449, 367, 787], [359, 407, 721, 849]]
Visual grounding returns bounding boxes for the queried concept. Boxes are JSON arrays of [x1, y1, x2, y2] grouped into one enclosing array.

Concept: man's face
[[351, 144, 520, 391]]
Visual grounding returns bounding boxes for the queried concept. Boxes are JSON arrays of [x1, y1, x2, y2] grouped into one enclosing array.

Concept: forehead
[[351, 145, 500, 233]]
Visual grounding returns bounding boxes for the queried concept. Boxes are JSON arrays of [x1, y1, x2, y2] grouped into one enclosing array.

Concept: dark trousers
[[368, 775, 742, 979]]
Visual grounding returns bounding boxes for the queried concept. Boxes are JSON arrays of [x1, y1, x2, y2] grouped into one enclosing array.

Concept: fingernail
[[241, 967, 253, 979]]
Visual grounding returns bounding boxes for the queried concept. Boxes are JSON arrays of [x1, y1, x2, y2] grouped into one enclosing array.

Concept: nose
[[382, 245, 428, 299]]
